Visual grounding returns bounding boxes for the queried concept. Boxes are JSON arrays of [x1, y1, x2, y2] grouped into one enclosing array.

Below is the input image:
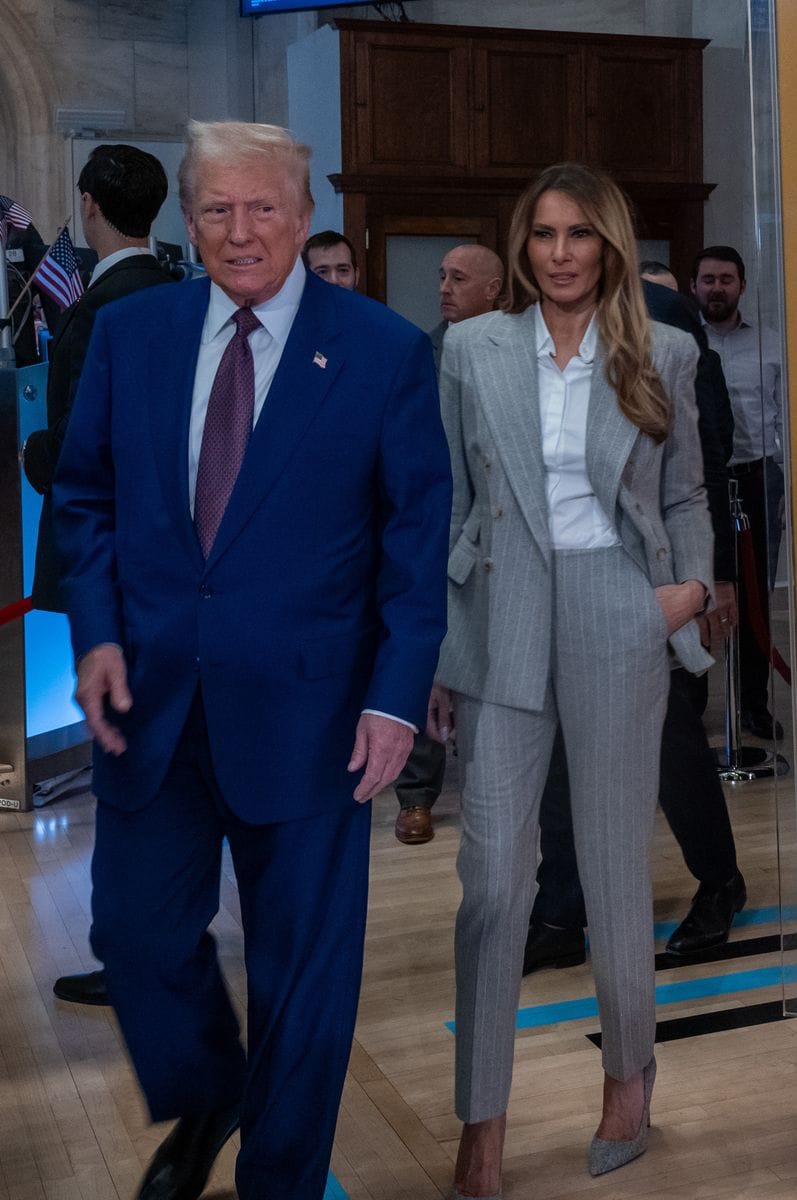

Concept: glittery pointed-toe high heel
[[588, 1056, 656, 1177]]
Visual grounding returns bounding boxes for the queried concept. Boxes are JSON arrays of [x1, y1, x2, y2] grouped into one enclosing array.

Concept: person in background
[[429, 162, 713, 1195], [21, 143, 173, 1012], [302, 228, 359, 290], [691, 244, 784, 739], [394, 242, 504, 845]]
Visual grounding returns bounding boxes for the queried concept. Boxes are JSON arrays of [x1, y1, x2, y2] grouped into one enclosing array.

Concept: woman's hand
[[427, 682, 455, 743], [654, 580, 707, 635]]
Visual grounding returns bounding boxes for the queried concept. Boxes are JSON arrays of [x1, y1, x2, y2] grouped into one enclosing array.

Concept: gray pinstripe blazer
[[436, 306, 715, 710]]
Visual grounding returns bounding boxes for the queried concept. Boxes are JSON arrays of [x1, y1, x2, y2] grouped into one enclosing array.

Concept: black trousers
[[531, 668, 739, 929], [394, 731, 446, 809], [731, 457, 784, 713]]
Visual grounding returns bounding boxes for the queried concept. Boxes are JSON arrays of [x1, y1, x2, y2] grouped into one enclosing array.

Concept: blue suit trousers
[[91, 691, 371, 1199]]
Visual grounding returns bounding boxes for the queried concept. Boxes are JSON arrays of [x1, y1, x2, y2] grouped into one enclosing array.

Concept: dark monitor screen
[[241, 1, 377, 13]]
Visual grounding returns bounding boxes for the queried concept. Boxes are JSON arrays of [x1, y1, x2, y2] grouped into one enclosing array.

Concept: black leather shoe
[[665, 871, 747, 956], [741, 707, 784, 740], [53, 969, 111, 1006], [138, 1104, 241, 1199], [522, 921, 586, 975]]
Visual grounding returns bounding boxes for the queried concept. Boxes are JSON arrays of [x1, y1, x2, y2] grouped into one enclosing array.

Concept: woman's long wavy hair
[[502, 162, 671, 443]]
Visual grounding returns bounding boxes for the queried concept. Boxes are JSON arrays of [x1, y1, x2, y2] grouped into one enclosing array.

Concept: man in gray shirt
[[691, 244, 784, 739]]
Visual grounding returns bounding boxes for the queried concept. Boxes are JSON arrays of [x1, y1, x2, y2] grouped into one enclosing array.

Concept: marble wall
[[1, 0, 190, 237]]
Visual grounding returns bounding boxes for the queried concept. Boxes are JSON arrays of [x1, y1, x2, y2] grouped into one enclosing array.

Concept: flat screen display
[[241, 0, 377, 14]]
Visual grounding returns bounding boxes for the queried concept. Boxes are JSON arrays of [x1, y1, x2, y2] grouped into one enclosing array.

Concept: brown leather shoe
[[395, 805, 434, 844]]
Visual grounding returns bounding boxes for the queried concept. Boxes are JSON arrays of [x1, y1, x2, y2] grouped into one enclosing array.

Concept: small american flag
[[34, 226, 84, 310], [313, 350, 327, 369], [0, 194, 33, 244]]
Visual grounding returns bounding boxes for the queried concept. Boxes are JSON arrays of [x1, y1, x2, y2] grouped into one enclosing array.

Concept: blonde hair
[[178, 120, 314, 214], [503, 163, 670, 443]]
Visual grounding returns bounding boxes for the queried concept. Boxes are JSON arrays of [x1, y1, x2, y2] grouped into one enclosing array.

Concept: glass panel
[[386, 234, 476, 330], [748, 0, 797, 1013]]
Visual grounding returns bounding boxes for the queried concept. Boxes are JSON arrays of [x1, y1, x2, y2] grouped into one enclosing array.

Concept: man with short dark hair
[[21, 143, 174, 1010], [302, 228, 359, 290], [23, 143, 171, 612], [691, 244, 784, 739], [53, 120, 450, 1200]]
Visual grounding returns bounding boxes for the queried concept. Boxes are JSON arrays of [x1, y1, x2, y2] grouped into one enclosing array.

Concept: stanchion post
[[717, 478, 788, 781]]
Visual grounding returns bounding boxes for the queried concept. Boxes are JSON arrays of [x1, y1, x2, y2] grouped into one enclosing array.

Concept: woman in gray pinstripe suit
[[427, 163, 714, 1198]]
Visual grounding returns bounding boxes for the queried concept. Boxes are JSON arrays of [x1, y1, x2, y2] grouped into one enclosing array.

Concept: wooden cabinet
[[338, 21, 706, 182], [330, 19, 713, 302]]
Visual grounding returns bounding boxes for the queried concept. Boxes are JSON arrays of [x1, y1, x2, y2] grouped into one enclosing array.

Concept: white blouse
[[535, 305, 621, 550]]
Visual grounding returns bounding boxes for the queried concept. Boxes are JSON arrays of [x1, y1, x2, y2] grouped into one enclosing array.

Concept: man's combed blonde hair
[[178, 120, 314, 214], [503, 162, 670, 444]]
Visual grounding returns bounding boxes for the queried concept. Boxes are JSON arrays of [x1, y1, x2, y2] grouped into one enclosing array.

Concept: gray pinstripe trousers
[[453, 545, 671, 1122]]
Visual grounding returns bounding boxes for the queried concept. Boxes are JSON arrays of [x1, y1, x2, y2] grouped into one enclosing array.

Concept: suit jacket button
[[494, 508, 503, 519], [483, 558, 493, 572], [656, 547, 668, 561], [199, 585, 212, 598]]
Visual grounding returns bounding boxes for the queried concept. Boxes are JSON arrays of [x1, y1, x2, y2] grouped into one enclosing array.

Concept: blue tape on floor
[[325, 1172, 350, 1199], [444, 963, 797, 1033]]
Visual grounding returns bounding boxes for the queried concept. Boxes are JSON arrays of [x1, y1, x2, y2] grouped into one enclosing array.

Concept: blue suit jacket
[[53, 270, 452, 822]]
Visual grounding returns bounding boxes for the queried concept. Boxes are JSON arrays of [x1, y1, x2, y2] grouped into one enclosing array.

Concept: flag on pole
[[0, 194, 33, 244], [34, 226, 84, 310]]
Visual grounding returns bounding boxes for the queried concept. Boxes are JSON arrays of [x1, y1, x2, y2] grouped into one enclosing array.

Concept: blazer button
[[483, 558, 494, 572], [199, 585, 212, 598], [656, 547, 668, 561], [494, 508, 503, 519]]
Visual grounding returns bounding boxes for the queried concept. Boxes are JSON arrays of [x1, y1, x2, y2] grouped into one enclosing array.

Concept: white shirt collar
[[204, 256, 306, 348], [534, 303, 597, 364], [89, 245, 155, 286]]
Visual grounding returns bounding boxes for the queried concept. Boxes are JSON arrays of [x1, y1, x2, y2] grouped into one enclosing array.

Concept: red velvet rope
[[0, 596, 33, 626], [738, 527, 792, 686]]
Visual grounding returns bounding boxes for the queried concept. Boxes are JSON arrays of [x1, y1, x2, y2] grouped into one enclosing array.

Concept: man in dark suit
[[53, 120, 451, 1200], [22, 143, 172, 613], [394, 242, 503, 845], [21, 144, 173, 1011], [523, 276, 746, 971]]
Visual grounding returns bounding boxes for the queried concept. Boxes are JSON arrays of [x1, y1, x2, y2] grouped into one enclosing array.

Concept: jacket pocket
[[448, 532, 479, 585]]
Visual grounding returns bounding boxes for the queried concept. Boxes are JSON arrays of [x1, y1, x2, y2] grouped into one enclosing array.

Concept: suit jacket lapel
[[475, 309, 551, 562], [585, 342, 639, 524], [205, 272, 344, 569], [149, 276, 209, 573]]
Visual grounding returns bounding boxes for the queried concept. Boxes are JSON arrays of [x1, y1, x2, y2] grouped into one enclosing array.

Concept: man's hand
[[654, 580, 707, 635], [427, 681, 454, 744], [348, 713, 414, 803], [701, 580, 738, 648], [75, 644, 132, 756]]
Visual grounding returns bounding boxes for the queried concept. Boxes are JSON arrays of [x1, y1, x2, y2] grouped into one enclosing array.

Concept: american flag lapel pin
[[313, 350, 327, 369]]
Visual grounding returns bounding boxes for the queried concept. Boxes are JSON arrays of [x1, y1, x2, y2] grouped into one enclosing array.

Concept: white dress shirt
[[535, 305, 620, 550], [89, 245, 156, 287], [701, 312, 782, 464]]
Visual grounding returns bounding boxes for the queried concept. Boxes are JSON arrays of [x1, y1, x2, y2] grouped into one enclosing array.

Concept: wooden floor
[[2, 651, 797, 1198]]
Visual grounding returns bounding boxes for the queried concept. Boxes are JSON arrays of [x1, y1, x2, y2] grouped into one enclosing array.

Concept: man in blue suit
[[53, 120, 451, 1200]]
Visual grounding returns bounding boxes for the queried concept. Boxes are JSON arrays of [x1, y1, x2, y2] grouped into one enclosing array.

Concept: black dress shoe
[[665, 870, 747, 956], [741, 707, 784, 740], [53, 969, 111, 1006], [138, 1103, 241, 1200], [522, 921, 586, 975]]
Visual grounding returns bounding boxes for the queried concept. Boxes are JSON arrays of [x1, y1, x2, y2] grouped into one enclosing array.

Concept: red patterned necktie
[[194, 305, 262, 558]]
